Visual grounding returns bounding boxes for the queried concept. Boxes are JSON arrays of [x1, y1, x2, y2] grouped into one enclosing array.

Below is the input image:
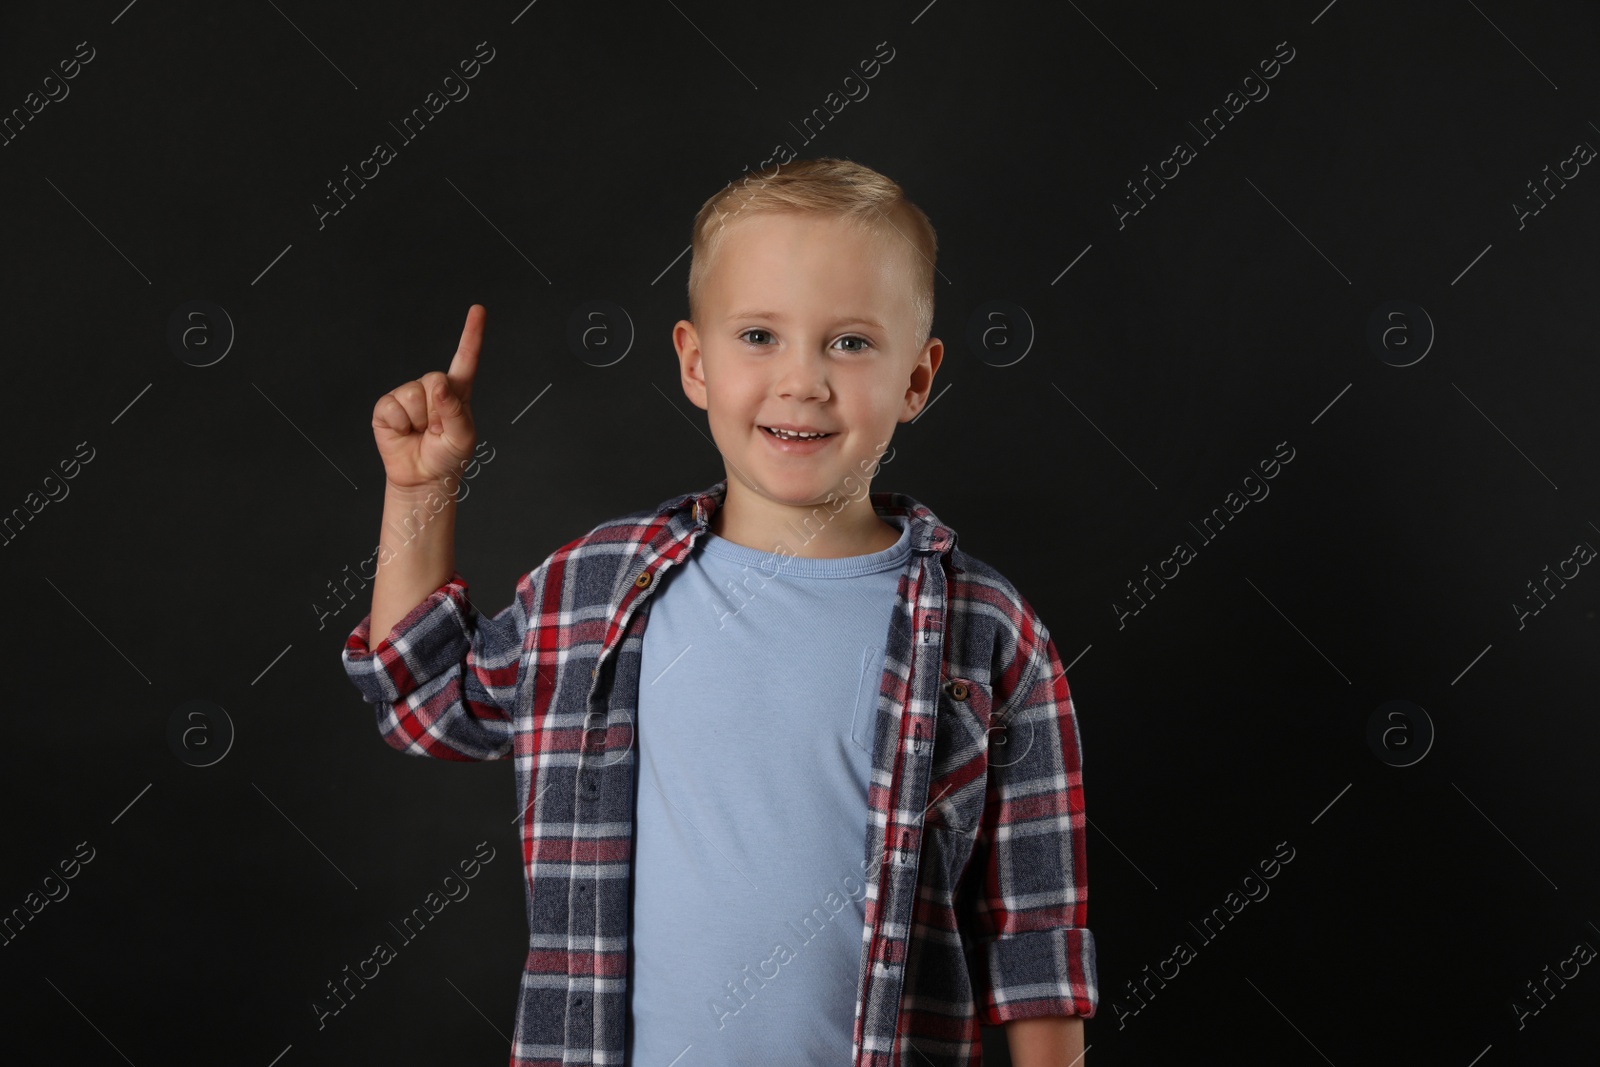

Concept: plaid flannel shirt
[[341, 478, 1097, 1066]]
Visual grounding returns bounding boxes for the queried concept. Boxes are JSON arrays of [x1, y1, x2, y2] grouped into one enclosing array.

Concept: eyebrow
[[723, 309, 888, 331]]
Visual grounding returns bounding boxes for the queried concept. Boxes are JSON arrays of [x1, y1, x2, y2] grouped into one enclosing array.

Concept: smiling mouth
[[761, 426, 836, 441]]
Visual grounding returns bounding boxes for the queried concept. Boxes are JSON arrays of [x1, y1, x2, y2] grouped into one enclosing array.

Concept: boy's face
[[673, 210, 942, 518]]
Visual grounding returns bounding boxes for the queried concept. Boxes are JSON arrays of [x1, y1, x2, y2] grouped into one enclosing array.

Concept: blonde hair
[[686, 157, 938, 345]]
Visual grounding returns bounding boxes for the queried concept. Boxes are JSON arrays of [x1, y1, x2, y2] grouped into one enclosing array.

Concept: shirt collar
[[671, 478, 958, 557]]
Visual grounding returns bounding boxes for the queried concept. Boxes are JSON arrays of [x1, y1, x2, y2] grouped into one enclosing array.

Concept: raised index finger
[[447, 303, 485, 403]]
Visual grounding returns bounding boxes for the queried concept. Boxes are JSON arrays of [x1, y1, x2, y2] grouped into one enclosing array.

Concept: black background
[[2, 0, 1597, 1063]]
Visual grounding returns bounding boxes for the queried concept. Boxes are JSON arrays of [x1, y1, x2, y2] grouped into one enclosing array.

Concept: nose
[[772, 342, 831, 402]]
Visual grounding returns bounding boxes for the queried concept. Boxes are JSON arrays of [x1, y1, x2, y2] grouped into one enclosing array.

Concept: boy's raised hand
[[372, 304, 483, 492]]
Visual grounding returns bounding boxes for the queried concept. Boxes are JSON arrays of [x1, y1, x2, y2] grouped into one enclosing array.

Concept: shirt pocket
[[848, 645, 884, 755], [923, 676, 993, 838]]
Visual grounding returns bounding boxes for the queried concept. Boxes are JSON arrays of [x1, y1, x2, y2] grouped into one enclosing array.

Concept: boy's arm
[[961, 601, 1098, 1024], [342, 305, 537, 762], [1004, 1014, 1085, 1066], [340, 480, 539, 761], [370, 480, 458, 648]]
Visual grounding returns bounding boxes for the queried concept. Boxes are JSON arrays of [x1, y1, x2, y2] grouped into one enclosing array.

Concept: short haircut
[[686, 157, 939, 346]]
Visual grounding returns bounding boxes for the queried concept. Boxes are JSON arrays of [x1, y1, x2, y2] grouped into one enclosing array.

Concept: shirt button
[[950, 681, 969, 701], [634, 572, 652, 589]]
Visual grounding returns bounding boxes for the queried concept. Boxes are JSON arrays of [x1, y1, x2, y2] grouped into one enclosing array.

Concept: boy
[[341, 157, 1096, 1066]]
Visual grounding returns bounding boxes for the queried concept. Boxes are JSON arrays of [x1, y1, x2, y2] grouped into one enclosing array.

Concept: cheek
[[864, 372, 906, 413], [705, 382, 757, 423]]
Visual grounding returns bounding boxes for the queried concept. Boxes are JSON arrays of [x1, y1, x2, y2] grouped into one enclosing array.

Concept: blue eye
[[835, 335, 873, 353], [739, 328, 774, 346]]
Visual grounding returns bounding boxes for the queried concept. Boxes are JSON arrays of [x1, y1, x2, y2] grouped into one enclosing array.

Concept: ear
[[674, 320, 708, 412], [900, 336, 944, 421]]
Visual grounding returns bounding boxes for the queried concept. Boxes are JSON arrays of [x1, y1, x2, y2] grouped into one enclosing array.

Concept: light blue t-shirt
[[626, 513, 915, 1067]]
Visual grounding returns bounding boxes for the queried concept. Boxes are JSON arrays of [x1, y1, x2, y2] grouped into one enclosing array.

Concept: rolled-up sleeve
[[341, 567, 538, 761], [963, 608, 1097, 1022]]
